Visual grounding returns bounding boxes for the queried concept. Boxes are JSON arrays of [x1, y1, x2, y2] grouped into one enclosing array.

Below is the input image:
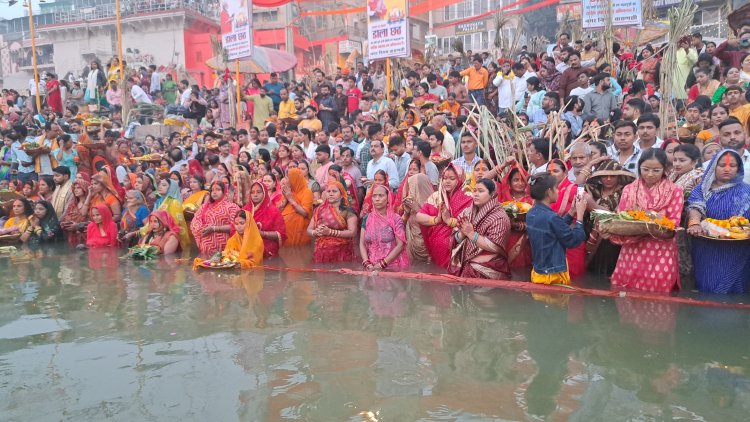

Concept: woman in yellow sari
[[194, 209, 263, 269], [183, 174, 209, 212], [281, 168, 314, 246], [0, 198, 33, 236]]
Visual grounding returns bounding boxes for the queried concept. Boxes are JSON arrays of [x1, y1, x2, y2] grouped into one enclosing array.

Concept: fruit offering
[[700, 216, 750, 240]]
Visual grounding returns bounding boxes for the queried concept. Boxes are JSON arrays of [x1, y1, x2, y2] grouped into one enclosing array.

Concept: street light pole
[[27, 0, 42, 114], [116, 0, 123, 80]]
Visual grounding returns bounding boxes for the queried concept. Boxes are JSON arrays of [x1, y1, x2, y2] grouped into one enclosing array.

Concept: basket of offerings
[[196, 252, 239, 269], [591, 210, 675, 239], [502, 200, 531, 222], [83, 117, 113, 129], [80, 141, 108, 150], [183, 202, 198, 221], [0, 190, 21, 204], [0, 233, 21, 244], [21, 142, 49, 155], [126, 245, 159, 260], [132, 153, 163, 163], [698, 216, 750, 241]]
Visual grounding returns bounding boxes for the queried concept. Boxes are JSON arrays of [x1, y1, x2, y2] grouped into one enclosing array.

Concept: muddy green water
[[1, 244, 750, 421]]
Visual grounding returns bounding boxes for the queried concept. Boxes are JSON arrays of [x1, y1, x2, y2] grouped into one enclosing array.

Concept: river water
[[1, 244, 750, 421]]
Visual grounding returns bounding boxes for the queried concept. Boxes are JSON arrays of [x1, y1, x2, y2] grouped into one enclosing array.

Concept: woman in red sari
[[416, 163, 473, 268], [608, 149, 683, 293], [243, 181, 287, 258], [86, 204, 119, 248], [45, 73, 63, 115], [140, 210, 181, 254], [190, 181, 240, 254], [360, 184, 410, 270], [60, 178, 90, 246], [328, 164, 360, 214], [547, 158, 585, 276], [307, 180, 358, 263], [498, 163, 533, 269]]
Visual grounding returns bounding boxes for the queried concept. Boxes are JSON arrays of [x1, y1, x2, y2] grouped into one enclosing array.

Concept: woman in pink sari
[[548, 158, 586, 276], [190, 181, 240, 254], [607, 149, 683, 293], [360, 184, 410, 270], [359, 169, 388, 217], [307, 180, 358, 263], [416, 163, 473, 268]]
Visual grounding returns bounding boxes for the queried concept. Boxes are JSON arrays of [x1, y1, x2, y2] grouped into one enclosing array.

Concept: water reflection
[[0, 244, 750, 420]]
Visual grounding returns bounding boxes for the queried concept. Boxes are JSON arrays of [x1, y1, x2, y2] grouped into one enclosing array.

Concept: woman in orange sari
[[60, 178, 91, 246], [282, 168, 314, 246], [307, 180, 358, 263], [547, 158, 585, 276], [87, 172, 122, 221], [415, 163, 473, 268]]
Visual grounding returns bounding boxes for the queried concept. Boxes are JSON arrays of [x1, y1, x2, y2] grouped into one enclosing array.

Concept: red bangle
[[362, 260, 372, 268]]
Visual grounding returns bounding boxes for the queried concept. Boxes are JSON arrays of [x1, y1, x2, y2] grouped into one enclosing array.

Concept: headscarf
[[188, 159, 204, 177], [92, 172, 121, 204], [282, 168, 313, 218], [225, 210, 264, 269], [86, 204, 119, 247], [360, 171, 390, 217], [689, 149, 748, 216], [62, 179, 91, 225], [452, 188, 509, 267], [541, 60, 562, 92], [438, 163, 468, 213], [585, 160, 635, 211], [365, 184, 410, 269], [499, 164, 531, 203], [149, 209, 181, 237], [243, 181, 287, 256], [77, 171, 91, 183], [154, 179, 181, 211], [232, 166, 252, 207]]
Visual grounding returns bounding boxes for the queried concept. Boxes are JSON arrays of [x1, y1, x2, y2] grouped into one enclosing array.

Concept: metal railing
[[47, 0, 219, 26]]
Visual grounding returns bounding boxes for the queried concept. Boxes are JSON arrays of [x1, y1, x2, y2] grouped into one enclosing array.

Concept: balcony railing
[[47, 0, 219, 26]]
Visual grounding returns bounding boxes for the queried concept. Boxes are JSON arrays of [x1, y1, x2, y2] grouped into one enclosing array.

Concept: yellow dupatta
[[223, 211, 264, 269]]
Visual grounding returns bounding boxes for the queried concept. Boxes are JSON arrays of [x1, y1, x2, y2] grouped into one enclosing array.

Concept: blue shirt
[[526, 202, 586, 274], [263, 82, 284, 108]]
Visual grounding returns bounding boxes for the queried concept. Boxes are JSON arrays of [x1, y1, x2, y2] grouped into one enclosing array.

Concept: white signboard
[[582, 0, 643, 29], [221, 0, 253, 60], [367, 0, 410, 60]]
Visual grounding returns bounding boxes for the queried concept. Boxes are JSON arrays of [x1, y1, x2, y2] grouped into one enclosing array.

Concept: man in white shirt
[[635, 114, 663, 150], [130, 78, 152, 104], [149, 65, 161, 94], [366, 140, 400, 190], [528, 138, 551, 175], [567, 142, 591, 183], [607, 120, 642, 175], [28, 77, 46, 113], [427, 74, 448, 101]]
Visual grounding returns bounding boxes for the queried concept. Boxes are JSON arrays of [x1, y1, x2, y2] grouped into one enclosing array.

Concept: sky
[[1, 1, 48, 21]]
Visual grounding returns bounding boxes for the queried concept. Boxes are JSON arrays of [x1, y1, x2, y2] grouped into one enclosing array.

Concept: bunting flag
[[300, 7, 366, 17], [434, 0, 557, 29]]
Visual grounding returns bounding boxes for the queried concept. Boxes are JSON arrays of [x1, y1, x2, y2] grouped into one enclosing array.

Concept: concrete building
[[428, 0, 523, 58]]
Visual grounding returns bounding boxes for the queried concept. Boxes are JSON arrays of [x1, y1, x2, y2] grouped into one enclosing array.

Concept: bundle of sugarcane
[[658, 0, 699, 138], [461, 102, 516, 168]]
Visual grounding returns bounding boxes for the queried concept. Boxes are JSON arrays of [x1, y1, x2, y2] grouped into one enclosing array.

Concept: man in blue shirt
[[263, 72, 284, 111]]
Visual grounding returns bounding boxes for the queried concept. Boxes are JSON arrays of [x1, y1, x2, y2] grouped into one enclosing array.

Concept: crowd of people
[[2, 20, 750, 296]]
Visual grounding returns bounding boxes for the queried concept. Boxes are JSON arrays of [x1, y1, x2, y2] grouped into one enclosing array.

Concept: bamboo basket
[[600, 219, 674, 239]]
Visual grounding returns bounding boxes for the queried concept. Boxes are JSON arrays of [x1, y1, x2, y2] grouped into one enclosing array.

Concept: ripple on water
[[0, 315, 70, 340]]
